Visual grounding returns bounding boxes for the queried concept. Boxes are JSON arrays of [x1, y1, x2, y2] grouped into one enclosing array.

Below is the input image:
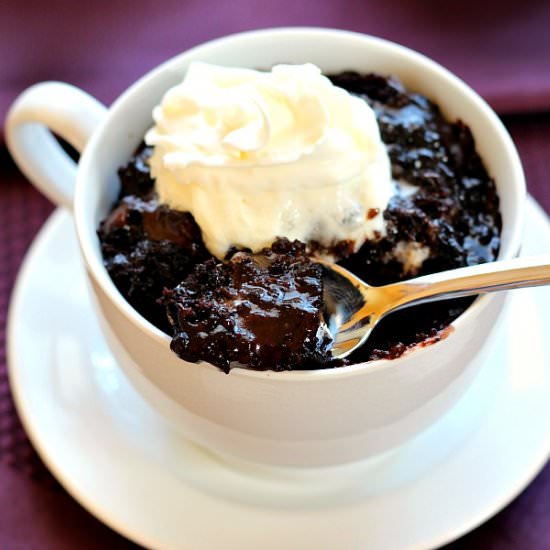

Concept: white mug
[[5, 28, 525, 467]]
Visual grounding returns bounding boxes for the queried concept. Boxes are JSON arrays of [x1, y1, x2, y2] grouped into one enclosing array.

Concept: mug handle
[[5, 82, 108, 211]]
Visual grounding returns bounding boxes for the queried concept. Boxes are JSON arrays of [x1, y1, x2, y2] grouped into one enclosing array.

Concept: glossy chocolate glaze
[[161, 239, 334, 373]]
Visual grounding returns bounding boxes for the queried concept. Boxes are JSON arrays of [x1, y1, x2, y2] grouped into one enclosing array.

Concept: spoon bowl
[[322, 256, 550, 358]]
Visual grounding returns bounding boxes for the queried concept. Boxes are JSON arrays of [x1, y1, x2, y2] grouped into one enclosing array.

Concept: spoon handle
[[388, 255, 550, 310]]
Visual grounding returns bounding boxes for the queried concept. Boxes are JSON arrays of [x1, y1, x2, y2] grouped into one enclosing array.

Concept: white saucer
[[7, 196, 550, 550]]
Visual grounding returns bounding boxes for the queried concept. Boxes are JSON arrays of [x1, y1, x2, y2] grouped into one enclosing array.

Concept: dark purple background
[[1, 1, 549, 548]]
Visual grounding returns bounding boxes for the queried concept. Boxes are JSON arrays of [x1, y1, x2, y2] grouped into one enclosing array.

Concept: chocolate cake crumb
[[98, 153, 212, 331], [161, 239, 334, 372]]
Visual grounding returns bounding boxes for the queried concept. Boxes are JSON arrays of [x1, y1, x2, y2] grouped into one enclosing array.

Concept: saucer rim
[[7, 195, 550, 550]]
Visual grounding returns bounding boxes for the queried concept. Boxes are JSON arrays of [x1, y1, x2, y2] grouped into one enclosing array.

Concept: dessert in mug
[[98, 63, 501, 372]]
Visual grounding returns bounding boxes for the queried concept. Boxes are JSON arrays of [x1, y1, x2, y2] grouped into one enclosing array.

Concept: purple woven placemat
[[0, 0, 550, 550], [3, 0, 550, 124], [1, 0, 550, 543], [0, 114, 549, 548], [0, 151, 138, 548]]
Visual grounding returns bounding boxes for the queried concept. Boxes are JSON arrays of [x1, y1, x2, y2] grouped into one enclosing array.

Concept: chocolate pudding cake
[[98, 68, 501, 372]]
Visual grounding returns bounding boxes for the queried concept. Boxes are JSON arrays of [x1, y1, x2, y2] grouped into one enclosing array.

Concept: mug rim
[[74, 27, 526, 381]]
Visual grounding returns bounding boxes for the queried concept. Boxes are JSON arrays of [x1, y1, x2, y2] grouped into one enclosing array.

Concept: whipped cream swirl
[[146, 62, 393, 259]]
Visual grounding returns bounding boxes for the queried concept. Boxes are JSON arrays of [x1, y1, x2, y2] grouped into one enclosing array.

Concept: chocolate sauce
[[161, 239, 334, 373]]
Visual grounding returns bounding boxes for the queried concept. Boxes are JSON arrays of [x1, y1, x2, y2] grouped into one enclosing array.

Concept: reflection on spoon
[[320, 256, 550, 358]]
